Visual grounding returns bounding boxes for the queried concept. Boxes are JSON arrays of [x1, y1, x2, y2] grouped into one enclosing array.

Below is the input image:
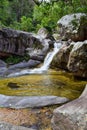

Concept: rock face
[[51, 40, 87, 78], [51, 85, 87, 130], [37, 28, 49, 39], [68, 40, 87, 78], [0, 122, 34, 130], [37, 27, 54, 41], [0, 95, 69, 109], [0, 28, 54, 77], [51, 13, 87, 78], [0, 28, 43, 57], [51, 41, 73, 70], [57, 13, 87, 41]]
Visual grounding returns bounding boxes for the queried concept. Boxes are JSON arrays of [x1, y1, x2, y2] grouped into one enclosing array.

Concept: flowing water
[[0, 42, 87, 100], [8, 42, 62, 77]]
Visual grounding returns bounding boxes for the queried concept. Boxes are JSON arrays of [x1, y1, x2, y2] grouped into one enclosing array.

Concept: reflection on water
[[0, 70, 87, 100]]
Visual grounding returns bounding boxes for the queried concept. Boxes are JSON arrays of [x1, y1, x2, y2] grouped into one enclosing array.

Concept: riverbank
[[0, 105, 59, 130]]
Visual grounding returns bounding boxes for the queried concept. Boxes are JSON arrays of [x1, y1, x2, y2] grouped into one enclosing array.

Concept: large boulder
[[51, 41, 73, 70], [68, 40, 87, 78], [51, 40, 87, 78], [0, 28, 43, 57], [57, 13, 87, 41], [51, 85, 87, 130], [0, 28, 54, 77]]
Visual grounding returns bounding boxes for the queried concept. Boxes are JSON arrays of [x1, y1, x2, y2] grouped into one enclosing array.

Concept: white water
[[8, 42, 62, 77]]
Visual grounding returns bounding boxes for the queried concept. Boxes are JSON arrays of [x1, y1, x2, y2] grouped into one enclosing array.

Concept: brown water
[[0, 70, 87, 100]]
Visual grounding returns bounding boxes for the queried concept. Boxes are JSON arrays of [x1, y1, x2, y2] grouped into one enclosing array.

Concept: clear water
[[0, 70, 87, 100], [0, 42, 87, 100]]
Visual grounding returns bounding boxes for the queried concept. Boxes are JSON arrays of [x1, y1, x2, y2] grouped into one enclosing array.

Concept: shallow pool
[[0, 70, 87, 100]]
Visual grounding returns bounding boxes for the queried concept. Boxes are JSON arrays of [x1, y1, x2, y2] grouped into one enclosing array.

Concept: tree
[[9, 0, 34, 22], [0, 0, 10, 26], [33, 0, 87, 32]]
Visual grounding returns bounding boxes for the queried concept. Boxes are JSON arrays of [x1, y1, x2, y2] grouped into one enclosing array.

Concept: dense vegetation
[[0, 0, 87, 32]]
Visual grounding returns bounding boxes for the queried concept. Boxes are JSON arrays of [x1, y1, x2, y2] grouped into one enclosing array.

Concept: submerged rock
[[0, 95, 69, 109], [0, 122, 34, 130], [57, 13, 87, 41]]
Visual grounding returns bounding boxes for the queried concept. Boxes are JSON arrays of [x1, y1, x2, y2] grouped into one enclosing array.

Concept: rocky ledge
[[0, 95, 69, 109], [52, 84, 87, 130], [51, 40, 87, 78], [0, 27, 54, 77]]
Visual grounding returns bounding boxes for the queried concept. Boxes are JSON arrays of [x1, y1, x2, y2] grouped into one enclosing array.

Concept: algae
[[0, 70, 87, 100]]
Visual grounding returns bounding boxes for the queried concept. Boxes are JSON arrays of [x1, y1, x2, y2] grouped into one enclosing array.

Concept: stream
[[0, 42, 87, 130], [0, 42, 87, 100]]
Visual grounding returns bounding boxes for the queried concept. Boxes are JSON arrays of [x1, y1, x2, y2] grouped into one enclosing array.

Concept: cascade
[[8, 42, 62, 77]]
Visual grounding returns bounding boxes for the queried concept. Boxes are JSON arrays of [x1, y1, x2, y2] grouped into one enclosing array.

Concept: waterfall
[[8, 42, 62, 77]]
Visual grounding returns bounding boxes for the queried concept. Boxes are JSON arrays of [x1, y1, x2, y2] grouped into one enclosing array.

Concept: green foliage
[[33, 0, 87, 32], [0, 0, 87, 32], [10, 16, 34, 32], [0, 0, 10, 25], [20, 16, 33, 31], [5, 54, 30, 64], [9, 0, 34, 22]]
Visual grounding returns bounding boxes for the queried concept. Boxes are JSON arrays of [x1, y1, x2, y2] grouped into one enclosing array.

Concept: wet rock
[[68, 40, 87, 78], [0, 122, 34, 130], [0, 67, 7, 77], [4, 60, 41, 76], [51, 41, 73, 70], [57, 13, 87, 41], [30, 55, 44, 62], [0, 60, 7, 77], [51, 85, 87, 130], [9, 60, 41, 69], [0, 60, 7, 67], [0, 95, 69, 109]]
